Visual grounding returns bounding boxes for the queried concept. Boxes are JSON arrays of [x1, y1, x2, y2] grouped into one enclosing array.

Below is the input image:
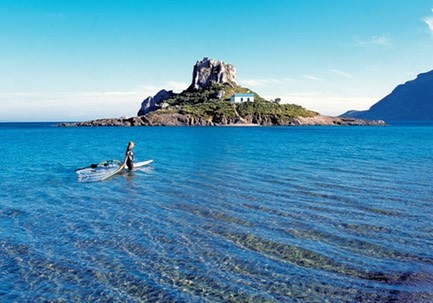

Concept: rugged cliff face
[[137, 57, 237, 116], [137, 89, 174, 116], [341, 70, 433, 121], [188, 57, 238, 91]]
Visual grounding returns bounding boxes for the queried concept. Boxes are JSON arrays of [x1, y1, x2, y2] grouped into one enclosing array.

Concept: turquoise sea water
[[0, 123, 432, 302]]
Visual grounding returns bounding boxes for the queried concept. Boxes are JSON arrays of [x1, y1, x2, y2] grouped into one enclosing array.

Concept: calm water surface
[[0, 123, 432, 302]]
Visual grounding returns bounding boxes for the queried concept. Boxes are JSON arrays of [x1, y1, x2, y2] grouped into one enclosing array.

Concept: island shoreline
[[57, 115, 386, 127]]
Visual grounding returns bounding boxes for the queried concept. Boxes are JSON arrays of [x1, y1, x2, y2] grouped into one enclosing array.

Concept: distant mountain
[[341, 70, 433, 121]]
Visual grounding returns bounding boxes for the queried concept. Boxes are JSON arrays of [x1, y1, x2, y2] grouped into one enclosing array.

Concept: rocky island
[[59, 58, 385, 127]]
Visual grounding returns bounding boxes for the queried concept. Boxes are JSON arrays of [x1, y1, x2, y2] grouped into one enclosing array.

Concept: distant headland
[[59, 58, 385, 127], [340, 69, 433, 121]]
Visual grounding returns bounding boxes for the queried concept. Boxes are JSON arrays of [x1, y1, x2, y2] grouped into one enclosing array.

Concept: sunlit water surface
[[0, 123, 432, 302]]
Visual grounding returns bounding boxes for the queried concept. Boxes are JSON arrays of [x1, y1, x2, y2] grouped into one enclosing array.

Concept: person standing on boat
[[123, 141, 134, 170]]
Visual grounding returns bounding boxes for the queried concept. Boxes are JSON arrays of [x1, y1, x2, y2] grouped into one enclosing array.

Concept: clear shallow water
[[0, 123, 432, 302]]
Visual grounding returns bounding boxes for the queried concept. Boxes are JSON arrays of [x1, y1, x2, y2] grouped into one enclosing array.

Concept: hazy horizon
[[1, 0, 433, 122]]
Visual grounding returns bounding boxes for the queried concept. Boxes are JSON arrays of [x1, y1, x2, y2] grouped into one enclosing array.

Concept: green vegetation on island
[[165, 82, 266, 105], [154, 82, 318, 123]]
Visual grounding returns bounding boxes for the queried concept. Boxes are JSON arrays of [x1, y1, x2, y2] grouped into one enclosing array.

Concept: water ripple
[[1, 125, 433, 302]]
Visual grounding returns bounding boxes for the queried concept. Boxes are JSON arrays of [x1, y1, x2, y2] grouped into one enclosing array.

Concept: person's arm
[[123, 151, 129, 166]]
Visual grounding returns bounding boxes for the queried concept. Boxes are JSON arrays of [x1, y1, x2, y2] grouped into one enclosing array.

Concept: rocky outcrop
[[58, 116, 149, 127], [137, 89, 174, 116], [290, 116, 385, 126], [188, 57, 237, 91], [136, 57, 236, 115], [341, 70, 433, 121], [58, 114, 385, 127]]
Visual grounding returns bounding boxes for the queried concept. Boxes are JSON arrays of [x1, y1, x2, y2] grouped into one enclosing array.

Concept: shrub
[[157, 83, 317, 120]]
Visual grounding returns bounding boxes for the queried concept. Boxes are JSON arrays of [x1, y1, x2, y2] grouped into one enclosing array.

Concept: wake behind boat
[[76, 159, 153, 182]]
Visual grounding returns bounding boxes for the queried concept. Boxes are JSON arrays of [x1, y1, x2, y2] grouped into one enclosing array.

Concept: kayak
[[76, 159, 153, 182], [132, 160, 154, 169]]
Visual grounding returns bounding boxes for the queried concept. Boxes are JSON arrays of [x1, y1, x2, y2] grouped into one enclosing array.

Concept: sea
[[0, 122, 432, 303]]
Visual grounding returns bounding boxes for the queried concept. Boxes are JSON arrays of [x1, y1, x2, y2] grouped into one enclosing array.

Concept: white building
[[230, 93, 254, 103]]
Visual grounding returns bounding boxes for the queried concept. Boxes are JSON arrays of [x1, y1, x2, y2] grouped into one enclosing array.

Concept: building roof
[[231, 93, 254, 97]]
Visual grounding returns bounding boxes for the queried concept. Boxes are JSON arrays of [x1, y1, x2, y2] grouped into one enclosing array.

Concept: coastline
[[57, 114, 386, 127]]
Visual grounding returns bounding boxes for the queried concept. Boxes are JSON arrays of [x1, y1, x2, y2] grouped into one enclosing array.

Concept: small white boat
[[76, 159, 153, 182]]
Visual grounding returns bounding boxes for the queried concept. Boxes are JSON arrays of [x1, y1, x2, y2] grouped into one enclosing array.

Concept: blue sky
[[1, 0, 433, 121]]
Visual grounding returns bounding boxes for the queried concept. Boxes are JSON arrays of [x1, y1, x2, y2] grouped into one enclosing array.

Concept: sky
[[1, 0, 433, 121]]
